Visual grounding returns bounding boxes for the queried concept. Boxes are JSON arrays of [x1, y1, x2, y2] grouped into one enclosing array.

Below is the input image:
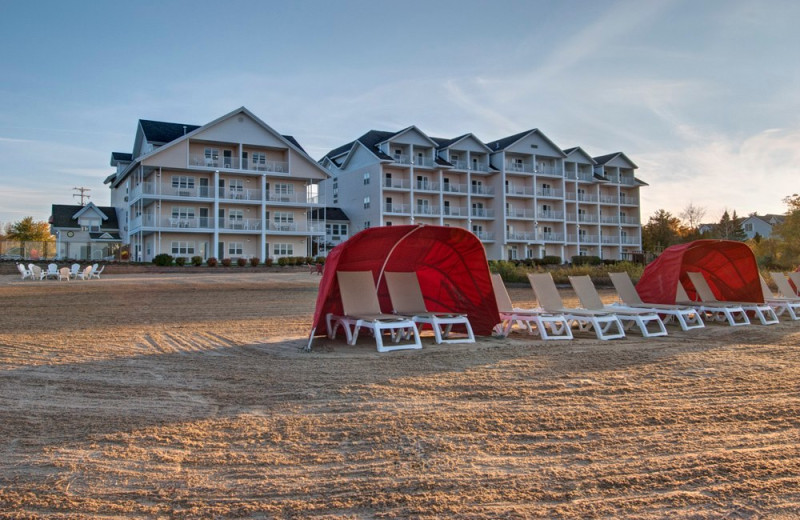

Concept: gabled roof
[[140, 120, 201, 144], [486, 129, 566, 157], [114, 107, 328, 188], [431, 133, 492, 153], [50, 204, 119, 230], [381, 125, 439, 148], [593, 152, 638, 169], [563, 146, 597, 164], [110, 152, 133, 165], [89, 232, 121, 241], [72, 202, 109, 221]]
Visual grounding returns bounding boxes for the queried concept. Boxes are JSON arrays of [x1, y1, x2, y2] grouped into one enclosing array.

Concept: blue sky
[[1, 0, 798, 227]]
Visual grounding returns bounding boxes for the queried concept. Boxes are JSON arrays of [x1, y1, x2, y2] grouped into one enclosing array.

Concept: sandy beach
[[1, 271, 798, 518]]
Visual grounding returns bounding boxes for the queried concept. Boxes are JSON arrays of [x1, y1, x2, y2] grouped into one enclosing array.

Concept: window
[[171, 176, 195, 190], [81, 218, 101, 232], [229, 210, 244, 228], [229, 179, 244, 198], [364, 220, 371, 229], [363, 172, 370, 185], [326, 223, 349, 238], [171, 241, 195, 256], [204, 148, 220, 166], [252, 152, 266, 170], [273, 243, 293, 256], [416, 199, 430, 214], [171, 207, 196, 220], [472, 180, 483, 194], [416, 175, 429, 190], [274, 183, 294, 201], [744, 223, 753, 232], [273, 212, 294, 230], [364, 196, 370, 209], [228, 242, 244, 256]]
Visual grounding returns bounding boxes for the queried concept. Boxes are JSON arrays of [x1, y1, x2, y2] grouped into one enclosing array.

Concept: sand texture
[[1, 272, 799, 518]]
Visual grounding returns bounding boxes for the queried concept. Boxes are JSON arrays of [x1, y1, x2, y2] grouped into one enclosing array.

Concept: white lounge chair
[[70, 263, 81, 279], [609, 272, 704, 331], [90, 264, 105, 279], [676, 282, 750, 326], [771, 272, 800, 299], [490, 274, 572, 339], [77, 265, 93, 280], [759, 274, 800, 320], [569, 275, 668, 337], [384, 271, 475, 344], [29, 265, 45, 280], [16, 263, 32, 280], [786, 272, 800, 297], [686, 272, 778, 325], [45, 263, 59, 279], [58, 267, 71, 281], [327, 271, 422, 353], [528, 272, 626, 340]]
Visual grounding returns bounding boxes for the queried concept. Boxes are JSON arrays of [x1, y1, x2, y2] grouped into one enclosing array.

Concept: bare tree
[[680, 202, 706, 231]]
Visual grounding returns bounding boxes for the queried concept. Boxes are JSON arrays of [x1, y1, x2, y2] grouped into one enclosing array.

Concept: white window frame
[[171, 241, 196, 256], [228, 242, 244, 256], [273, 243, 293, 256]]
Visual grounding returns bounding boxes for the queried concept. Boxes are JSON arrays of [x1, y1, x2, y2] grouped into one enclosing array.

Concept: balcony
[[471, 208, 495, 218], [566, 171, 594, 182], [415, 181, 440, 192], [537, 188, 563, 198], [578, 214, 599, 223], [442, 206, 468, 217], [442, 182, 468, 194], [473, 231, 495, 241], [392, 153, 412, 165], [384, 203, 410, 214], [220, 188, 261, 201], [266, 192, 320, 205], [601, 235, 620, 244], [505, 185, 534, 196], [535, 167, 562, 177], [619, 195, 639, 205], [620, 216, 640, 225], [415, 205, 440, 216], [621, 236, 640, 245], [606, 175, 637, 186], [537, 210, 565, 220], [218, 218, 263, 231], [413, 156, 435, 168], [189, 154, 288, 173], [506, 208, 536, 219], [600, 216, 619, 224], [470, 185, 495, 196], [132, 182, 215, 200], [507, 231, 538, 241], [599, 195, 619, 204], [384, 178, 411, 189], [506, 161, 534, 173], [266, 221, 325, 233], [541, 232, 564, 242]]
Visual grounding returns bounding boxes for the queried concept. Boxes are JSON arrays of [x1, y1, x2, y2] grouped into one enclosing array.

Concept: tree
[[679, 202, 706, 234], [715, 210, 747, 241], [771, 194, 800, 266], [5, 217, 54, 259], [642, 209, 687, 253]]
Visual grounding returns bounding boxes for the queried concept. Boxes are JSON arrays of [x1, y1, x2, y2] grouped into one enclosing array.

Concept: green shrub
[[206, 257, 218, 267], [175, 257, 187, 266], [277, 257, 288, 267], [249, 257, 260, 267], [571, 255, 603, 266], [152, 253, 174, 266], [221, 258, 232, 267], [191, 256, 203, 266], [236, 257, 247, 267], [315, 256, 325, 265]]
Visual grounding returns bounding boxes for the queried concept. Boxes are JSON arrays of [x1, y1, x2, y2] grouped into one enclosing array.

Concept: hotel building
[[320, 126, 645, 261], [104, 107, 329, 262]]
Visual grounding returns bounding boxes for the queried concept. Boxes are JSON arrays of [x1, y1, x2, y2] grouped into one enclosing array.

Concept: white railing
[[219, 218, 263, 231], [471, 162, 489, 172], [505, 185, 535, 196], [474, 231, 495, 241], [219, 188, 261, 201], [577, 194, 598, 202], [507, 232, 538, 241], [384, 178, 410, 189], [620, 216, 640, 225], [607, 175, 637, 186], [133, 182, 215, 199], [189, 154, 240, 169], [507, 208, 536, 219], [535, 167, 562, 177], [506, 161, 534, 173], [415, 181, 440, 191], [581, 234, 599, 244], [384, 203, 410, 214], [619, 196, 639, 205], [414, 156, 434, 167], [442, 183, 467, 193], [578, 214, 598, 223], [266, 192, 319, 205], [415, 205, 440, 216], [541, 233, 564, 242], [266, 221, 325, 233], [538, 210, 565, 220], [442, 206, 468, 217], [621, 236, 640, 245], [599, 195, 618, 204], [392, 153, 411, 165], [189, 154, 289, 173], [601, 235, 619, 244], [471, 208, 495, 218], [471, 186, 495, 195], [600, 216, 619, 224], [566, 172, 594, 181], [537, 188, 563, 198]]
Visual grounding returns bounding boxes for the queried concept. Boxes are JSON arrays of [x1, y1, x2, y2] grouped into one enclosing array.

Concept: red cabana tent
[[636, 240, 763, 304], [307, 225, 500, 349]]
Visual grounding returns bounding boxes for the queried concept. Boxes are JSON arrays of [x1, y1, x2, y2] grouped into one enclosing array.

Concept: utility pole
[[73, 187, 91, 206]]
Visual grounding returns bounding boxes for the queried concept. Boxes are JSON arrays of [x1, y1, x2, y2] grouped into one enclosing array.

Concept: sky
[[1, 0, 799, 228]]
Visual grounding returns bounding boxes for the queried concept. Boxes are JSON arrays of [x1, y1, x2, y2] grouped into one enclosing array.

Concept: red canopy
[[308, 225, 499, 348], [636, 240, 763, 304]]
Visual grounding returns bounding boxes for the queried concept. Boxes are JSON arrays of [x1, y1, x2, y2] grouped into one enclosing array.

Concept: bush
[[221, 258, 232, 267], [315, 256, 326, 265], [206, 257, 218, 267], [249, 257, 260, 267], [152, 253, 174, 266], [236, 257, 247, 267], [175, 257, 187, 266], [571, 255, 603, 266], [277, 257, 288, 267], [191, 256, 203, 266], [264, 258, 273, 267]]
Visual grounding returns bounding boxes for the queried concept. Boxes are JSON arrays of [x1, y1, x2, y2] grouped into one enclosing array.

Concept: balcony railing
[[392, 153, 412, 165], [538, 210, 565, 220], [219, 188, 261, 201], [470, 186, 495, 195], [133, 182, 215, 199], [607, 175, 637, 186], [265, 221, 325, 233], [415, 205, 440, 216], [413, 156, 434, 168], [537, 188, 563, 198], [129, 215, 323, 234], [505, 185, 535, 196], [506, 208, 536, 219], [601, 235, 620, 244], [507, 231, 538, 241], [619, 196, 639, 205], [384, 203, 410, 214], [621, 236, 640, 245], [449, 159, 489, 172], [442, 206, 468, 217], [620, 216, 640, 225], [578, 214, 599, 223], [189, 154, 288, 173], [266, 192, 320, 205], [471, 208, 495, 218], [535, 167, 562, 177], [442, 182, 467, 194], [600, 216, 619, 224], [506, 161, 534, 173], [541, 233, 564, 242], [415, 181, 440, 191], [566, 172, 594, 181], [473, 231, 495, 241], [218, 218, 263, 231], [384, 178, 411, 189], [599, 195, 619, 204]]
